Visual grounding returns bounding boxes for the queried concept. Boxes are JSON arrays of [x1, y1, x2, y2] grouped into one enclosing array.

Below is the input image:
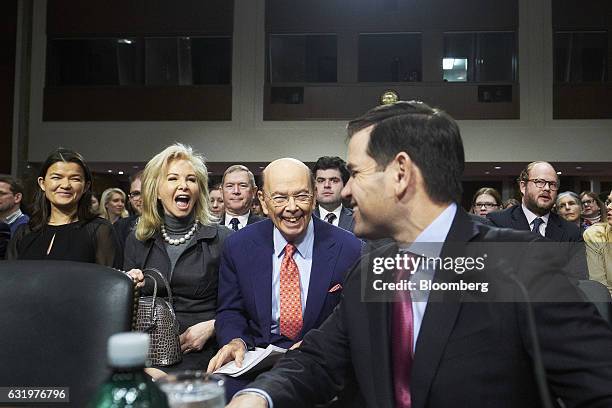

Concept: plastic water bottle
[[89, 332, 169, 408]]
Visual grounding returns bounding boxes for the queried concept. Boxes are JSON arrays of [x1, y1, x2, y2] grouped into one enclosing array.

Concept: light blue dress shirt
[[271, 218, 314, 334], [400, 202, 456, 352]]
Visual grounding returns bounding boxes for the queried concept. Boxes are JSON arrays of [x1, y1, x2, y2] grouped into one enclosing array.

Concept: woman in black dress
[[124, 143, 231, 371], [7, 148, 122, 267]]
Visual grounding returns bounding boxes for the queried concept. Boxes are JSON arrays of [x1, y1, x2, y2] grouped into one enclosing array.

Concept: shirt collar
[[225, 211, 250, 227], [4, 208, 23, 225], [273, 217, 315, 259], [399, 202, 457, 258], [318, 205, 342, 221], [521, 203, 549, 226]]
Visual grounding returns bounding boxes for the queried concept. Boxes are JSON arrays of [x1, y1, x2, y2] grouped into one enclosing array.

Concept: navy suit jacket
[[313, 206, 355, 232], [215, 217, 362, 349], [219, 211, 265, 228], [487, 205, 586, 279], [487, 205, 582, 242]]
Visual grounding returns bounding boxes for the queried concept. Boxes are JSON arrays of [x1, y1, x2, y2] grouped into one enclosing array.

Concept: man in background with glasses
[[209, 158, 362, 397], [488, 161, 585, 278], [115, 170, 143, 244], [488, 161, 582, 243]]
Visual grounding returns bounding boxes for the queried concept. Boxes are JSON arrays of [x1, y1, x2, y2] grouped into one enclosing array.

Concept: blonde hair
[[136, 143, 212, 241], [100, 188, 128, 221]]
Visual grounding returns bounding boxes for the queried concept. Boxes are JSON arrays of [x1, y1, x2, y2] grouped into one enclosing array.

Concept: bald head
[[259, 158, 316, 242], [261, 158, 314, 193]]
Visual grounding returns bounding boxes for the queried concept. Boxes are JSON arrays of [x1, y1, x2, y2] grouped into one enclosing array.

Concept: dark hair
[[347, 100, 464, 203], [30, 148, 95, 231], [312, 156, 350, 185], [0, 175, 25, 196], [580, 191, 606, 220], [471, 187, 502, 207], [129, 170, 144, 185]]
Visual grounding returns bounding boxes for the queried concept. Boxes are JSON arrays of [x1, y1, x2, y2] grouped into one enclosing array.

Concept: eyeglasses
[[581, 199, 595, 206], [606, 199, 612, 207], [474, 202, 499, 209], [263, 192, 313, 207], [128, 191, 141, 199], [526, 179, 559, 191]]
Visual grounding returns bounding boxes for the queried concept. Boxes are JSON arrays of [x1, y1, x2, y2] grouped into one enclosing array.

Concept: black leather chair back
[[0, 261, 135, 407], [578, 279, 612, 325]]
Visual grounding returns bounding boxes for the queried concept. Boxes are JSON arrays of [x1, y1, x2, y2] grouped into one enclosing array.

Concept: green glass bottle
[[89, 332, 169, 408]]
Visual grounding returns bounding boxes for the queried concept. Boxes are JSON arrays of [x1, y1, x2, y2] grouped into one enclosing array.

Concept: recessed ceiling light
[[575, 166, 582, 170], [107, 170, 113, 173], [556, 171, 562, 175], [485, 171, 490, 175], [494, 166, 501, 170], [132, 165, 139, 169], [118, 171, 124, 175]]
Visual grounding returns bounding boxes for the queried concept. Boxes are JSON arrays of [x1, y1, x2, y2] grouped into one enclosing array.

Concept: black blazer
[[313, 205, 355, 232], [487, 205, 582, 242], [219, 211, 265, 227], [248, 209, 612, 408]]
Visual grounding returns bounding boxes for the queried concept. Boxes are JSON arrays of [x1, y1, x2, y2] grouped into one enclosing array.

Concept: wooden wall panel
[[0, 0, 17, 173], [44, 86, 232, 121], [47, 0, 233, 36], [264, 84, 519, 120], [554, 84, 612, 119], [267, 0, 517, 32]]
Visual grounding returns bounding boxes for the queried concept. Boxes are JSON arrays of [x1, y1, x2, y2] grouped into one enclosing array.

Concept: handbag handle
[[142, 267, 174, 305]]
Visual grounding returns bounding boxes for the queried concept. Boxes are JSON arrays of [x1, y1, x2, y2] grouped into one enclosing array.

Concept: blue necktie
[[531, 217, 544, 236], [229, 218, 240, 231]]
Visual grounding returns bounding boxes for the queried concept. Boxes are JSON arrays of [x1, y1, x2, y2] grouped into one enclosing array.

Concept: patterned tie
[[229, 217, 240, 231], [325, 213, 337, 224], [531, 217, 544, 236], [279, 243, 303, 340], [392, 254, 414, 408]]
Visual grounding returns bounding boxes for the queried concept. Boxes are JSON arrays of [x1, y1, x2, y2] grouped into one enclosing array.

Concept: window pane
[[478, 32, 515, 82], [47, 39, 134, 86], [191, 37, 232, 84], [554, 31, 608, 83], [358, 33, 422, 82], [269, 34, 337, 83], [145, 38, 180, 85], [443, 32, 516, 82]]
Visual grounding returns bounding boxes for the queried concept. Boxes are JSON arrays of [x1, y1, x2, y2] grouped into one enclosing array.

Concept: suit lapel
[[301, 219, 339, 334], [511, 205, 531, 231], [338, 207, 354, 231], [365, 243, 397, 408], [545, 213, 563, 241], [249, 222, 275, 343], [410, 210, 477, 408]]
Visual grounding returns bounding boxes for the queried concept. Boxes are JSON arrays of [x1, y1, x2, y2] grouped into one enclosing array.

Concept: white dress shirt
[[521, 203, 549, 236], [318, 205, 342, 227], [224, 211, 251, 230]]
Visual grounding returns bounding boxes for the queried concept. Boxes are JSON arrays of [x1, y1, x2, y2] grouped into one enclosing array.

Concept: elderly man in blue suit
[[208, 158, 362, 395]]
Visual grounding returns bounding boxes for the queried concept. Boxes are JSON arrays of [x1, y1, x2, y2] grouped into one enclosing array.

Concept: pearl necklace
[[161, 220, 198, 245]]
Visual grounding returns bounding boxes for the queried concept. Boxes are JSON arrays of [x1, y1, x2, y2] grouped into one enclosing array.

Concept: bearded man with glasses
[[488, 161, 585, 278]]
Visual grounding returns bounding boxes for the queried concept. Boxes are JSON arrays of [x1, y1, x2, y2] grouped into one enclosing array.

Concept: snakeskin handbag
[[135, 268, 182, 366]]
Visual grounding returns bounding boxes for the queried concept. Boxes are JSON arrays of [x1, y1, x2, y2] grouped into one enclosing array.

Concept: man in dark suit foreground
[[227, 101, 612, 408]]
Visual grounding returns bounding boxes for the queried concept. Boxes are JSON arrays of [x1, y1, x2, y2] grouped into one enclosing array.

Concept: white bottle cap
[[107, 332, 149, 368]]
